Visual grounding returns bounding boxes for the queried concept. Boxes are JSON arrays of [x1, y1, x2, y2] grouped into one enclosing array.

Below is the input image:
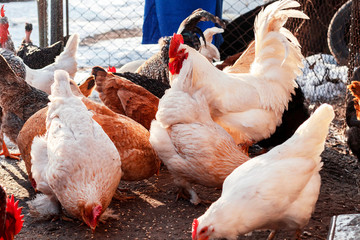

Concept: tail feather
[[31, 136, 52, 194], [51, 33, 79, 78], [28, 194, 60, 218], [251, 0, 308, 114], [60, 33, 79, 58]]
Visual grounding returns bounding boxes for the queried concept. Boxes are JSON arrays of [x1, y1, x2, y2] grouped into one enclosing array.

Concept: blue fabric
[[142, 0, 223, 47]]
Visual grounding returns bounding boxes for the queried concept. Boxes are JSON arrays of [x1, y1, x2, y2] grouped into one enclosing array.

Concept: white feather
[[25, 34, 79, 94]]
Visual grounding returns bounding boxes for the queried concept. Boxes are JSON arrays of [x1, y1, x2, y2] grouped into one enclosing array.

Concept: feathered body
[[150, 59, 249, 205], [169, 0, 308, 147], [18, 78, 159, 189], [113, 71, 169, 98], [25, 34, 79, 94], [18, 41, 63, 70], [0, 54, 48, 144], [29, 71, 121, 231], [193, 103, 334, 240], [93, 67, 159, 130]]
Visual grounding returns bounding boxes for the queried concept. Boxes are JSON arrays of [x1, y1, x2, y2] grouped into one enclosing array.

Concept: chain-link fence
[[64, 0, 359, 102], [68, 0, 271, 68]]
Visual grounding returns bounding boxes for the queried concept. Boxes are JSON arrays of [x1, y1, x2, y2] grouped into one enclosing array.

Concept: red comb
[[6, 195, 24, 235], [169, 33, 184, 58], [107, 66, 116, 73], [1, 5, 5, 18], [192, 219, 199, 240]]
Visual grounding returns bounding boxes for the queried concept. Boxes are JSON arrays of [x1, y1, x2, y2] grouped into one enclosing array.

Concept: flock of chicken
[[1, 0, 358, 239]]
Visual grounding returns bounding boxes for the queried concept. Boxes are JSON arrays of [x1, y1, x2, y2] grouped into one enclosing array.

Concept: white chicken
[[168, 0, 308, 151], [192, 103, 334, 240], [28, 70, 121, 232], [25, 34, 79, 94], [149, 59, 249, 205]]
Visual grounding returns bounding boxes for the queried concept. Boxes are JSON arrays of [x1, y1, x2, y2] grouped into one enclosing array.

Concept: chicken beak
[[169, 57, 176, 63]]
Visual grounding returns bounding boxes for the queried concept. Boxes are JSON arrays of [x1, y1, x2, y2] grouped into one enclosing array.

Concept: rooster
[[137, 8, 226, 85], [28, 70, 122, 231], [192, 103, 334, 240], [149, 59, 249, 205], [0, 5, 25, 80], [168, 0, 308, 152], [0, 5, 14, 53], [0, 185, 24, 240]]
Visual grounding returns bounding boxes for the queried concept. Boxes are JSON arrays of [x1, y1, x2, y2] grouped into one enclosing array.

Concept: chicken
[[24, 33, 79, 94], [0, 54, 49, 159], [220, 38, 310, 151], [78, 75, 96, 97], [0, 5, 25, 79], [93, 67, 159, 130], [149, 59, 249, 205], [192, 103, 334, 240], [346, 68, 360, 160], [113, 71, 169, 99], [0, 7, 75, 89], [17, 23, 63, 69], [17, 76, 160, 190], [0, 185, 24, 240], [0, 5, 15, 53], [168, 0, 308, 151], [28, 70, 122, 231], [136, 8, 226, 85]]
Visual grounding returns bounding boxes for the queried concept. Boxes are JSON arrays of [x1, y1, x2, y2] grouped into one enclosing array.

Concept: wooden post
[[50, 0, 63, 44], [37, 0, 48, 47]]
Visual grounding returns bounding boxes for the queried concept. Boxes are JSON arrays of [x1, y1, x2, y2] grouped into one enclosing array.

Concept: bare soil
[[1, 98, 360, 240]]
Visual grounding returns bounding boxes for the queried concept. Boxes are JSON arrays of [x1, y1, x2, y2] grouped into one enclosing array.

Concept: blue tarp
[[142, 0, 223, 47]]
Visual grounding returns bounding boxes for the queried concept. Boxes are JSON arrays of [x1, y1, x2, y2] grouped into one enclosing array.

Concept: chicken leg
[[0, 140, 20, 160]]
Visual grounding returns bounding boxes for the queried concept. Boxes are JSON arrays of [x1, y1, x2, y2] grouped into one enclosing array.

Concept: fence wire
[[65, 0, 359, 103]]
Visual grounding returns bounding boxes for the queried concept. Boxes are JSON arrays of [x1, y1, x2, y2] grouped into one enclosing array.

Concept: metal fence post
[[37, 0, 48, 47], [51, 0, 64, 44]]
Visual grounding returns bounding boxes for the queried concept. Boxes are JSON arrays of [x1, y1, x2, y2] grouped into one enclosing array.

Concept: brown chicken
[[17, 79, 160, 190], [0, 54, 49, 160], [93, 67, 159, 130], [78, 75, 96, 97]]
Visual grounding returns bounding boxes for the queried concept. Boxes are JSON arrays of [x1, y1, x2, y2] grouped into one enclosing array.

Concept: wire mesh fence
[[65, 0, 360, 103]]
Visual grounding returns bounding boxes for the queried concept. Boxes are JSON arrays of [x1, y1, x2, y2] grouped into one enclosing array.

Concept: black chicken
[[17, 23, 63, 69]]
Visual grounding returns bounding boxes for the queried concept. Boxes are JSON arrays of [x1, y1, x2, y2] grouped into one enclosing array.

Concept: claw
[[0, 140, 21, 160]]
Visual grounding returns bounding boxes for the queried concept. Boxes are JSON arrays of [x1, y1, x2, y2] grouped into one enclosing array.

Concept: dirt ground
[[1, 98, 360, 240]]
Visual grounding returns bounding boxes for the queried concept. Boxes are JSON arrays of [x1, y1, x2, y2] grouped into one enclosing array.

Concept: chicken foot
[[112, 187, 136, 201], [0, 140, 21, 160]]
